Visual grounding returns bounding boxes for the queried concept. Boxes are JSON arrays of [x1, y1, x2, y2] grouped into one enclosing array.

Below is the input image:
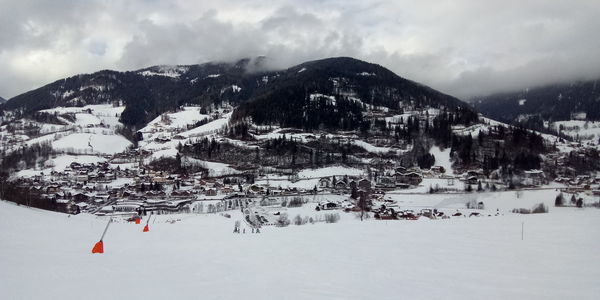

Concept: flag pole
[[92, 218, 112, 254], [143, 213, 152, 232]]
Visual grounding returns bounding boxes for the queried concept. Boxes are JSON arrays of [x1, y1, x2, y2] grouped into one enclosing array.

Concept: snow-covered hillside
[[51, 133, 130, 154], [551, 120, 600, 143], [1, 104, 131, 154], [429, 145, 453, 174], [1, 191, 599, 299], [138, 108, 232, 160], [140, 107, 210, 134]]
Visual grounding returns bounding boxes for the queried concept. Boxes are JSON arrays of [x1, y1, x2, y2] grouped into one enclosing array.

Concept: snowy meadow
[[1, 189, 599, 300]]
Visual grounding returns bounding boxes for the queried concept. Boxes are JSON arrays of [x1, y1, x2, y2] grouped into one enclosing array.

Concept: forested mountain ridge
[[1, 58, 270, 128], [232, 57, 477, 131], [472, 79, 600, 126], [1, 57, 477, 131]]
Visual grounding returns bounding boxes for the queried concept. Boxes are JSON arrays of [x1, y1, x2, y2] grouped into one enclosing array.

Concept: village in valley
[[2, 101, 599, 229]]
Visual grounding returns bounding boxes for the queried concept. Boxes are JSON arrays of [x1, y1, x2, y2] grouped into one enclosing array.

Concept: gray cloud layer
[[1, 0, 599, 100]]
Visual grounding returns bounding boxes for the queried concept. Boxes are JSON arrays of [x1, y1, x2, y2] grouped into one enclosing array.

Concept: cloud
[[1, 0, 599, 100]]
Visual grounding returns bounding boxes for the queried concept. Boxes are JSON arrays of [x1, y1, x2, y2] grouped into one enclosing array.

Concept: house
[[394, 166, 407, 174], [73, 192, 90, 203], [74, 202, 88, 211], [376, 176, 395, 189], [316, 201, 340, 211], [247, 185, 264, 194], [221, 187, 234, 194], [153, 176, 167, 183], [94, 194, 110, 203], [205, 189, 217, 196], [171, 190, 193, 198], [334, 181, 348, 190], [466, 176, 478, 185], [348, 180, 358, 191], [358, 178, 371, 190], [395, 172, 423, 186], [466, 170, 484, 179], [46, 185, 61, 194], [319, 177, 332, 188], [524, 170, 545, 186], [431, 166, 446, 174], [76, 174, 89, 183]]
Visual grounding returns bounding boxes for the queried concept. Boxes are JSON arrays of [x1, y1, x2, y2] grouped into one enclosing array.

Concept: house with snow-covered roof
[[524, 169, 545, 186], [319, 177, 331, 188], [395, 172, 422, 186]]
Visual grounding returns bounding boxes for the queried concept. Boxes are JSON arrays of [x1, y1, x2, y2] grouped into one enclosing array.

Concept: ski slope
[[1, 191, 599, 300]]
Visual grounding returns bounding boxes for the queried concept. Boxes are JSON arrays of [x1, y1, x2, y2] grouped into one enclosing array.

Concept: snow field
[[297, 166, 365, 179], [429, 145, 454, 174], [552, 120, 600, 142], [182, 157, 240, 177], [0, 197, 598, 300], [140, 107, 210, 133], [15, 155, 107, 178], [52, 133, 131, 154]]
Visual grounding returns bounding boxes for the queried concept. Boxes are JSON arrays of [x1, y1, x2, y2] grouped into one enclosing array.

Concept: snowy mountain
[[0, 96, 6, 104], [1, 57, 476, 129]]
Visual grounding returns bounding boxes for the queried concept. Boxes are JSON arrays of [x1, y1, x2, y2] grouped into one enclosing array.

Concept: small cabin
[[319, 177, 332, 188]]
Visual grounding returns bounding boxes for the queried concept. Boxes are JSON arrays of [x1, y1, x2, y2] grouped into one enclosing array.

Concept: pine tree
[[555, 193, 564, 207]]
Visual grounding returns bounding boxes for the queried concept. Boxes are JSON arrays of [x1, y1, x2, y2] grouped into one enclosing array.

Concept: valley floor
[[1, 191, 599, 300]]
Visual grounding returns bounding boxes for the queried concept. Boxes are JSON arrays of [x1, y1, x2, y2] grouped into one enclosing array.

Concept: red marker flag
[[91, 240, 104, 253], [142, 214, 152, 232], [92, 218, 112, 254]]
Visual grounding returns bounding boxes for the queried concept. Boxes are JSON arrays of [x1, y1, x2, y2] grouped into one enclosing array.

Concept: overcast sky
[[1, 0, 599, 100]]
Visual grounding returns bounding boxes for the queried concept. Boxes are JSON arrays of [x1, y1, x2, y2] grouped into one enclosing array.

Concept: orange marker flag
[[91, 240, 104, 253], [135, 217, 141, 224], [142, 214, 152, 232], [92, 218, 112, 254]]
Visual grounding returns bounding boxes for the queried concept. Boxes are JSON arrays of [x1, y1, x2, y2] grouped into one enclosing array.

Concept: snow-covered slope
[[6, 104, 131, 156], [140, 107, 210, 134], [1, 104, 131, 175], [297, 166, 365, 178], [51, 133, 131, 154], [1, 192, 599, 299], [430, 145, 453, 174], [551, 120, 600, 143]]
